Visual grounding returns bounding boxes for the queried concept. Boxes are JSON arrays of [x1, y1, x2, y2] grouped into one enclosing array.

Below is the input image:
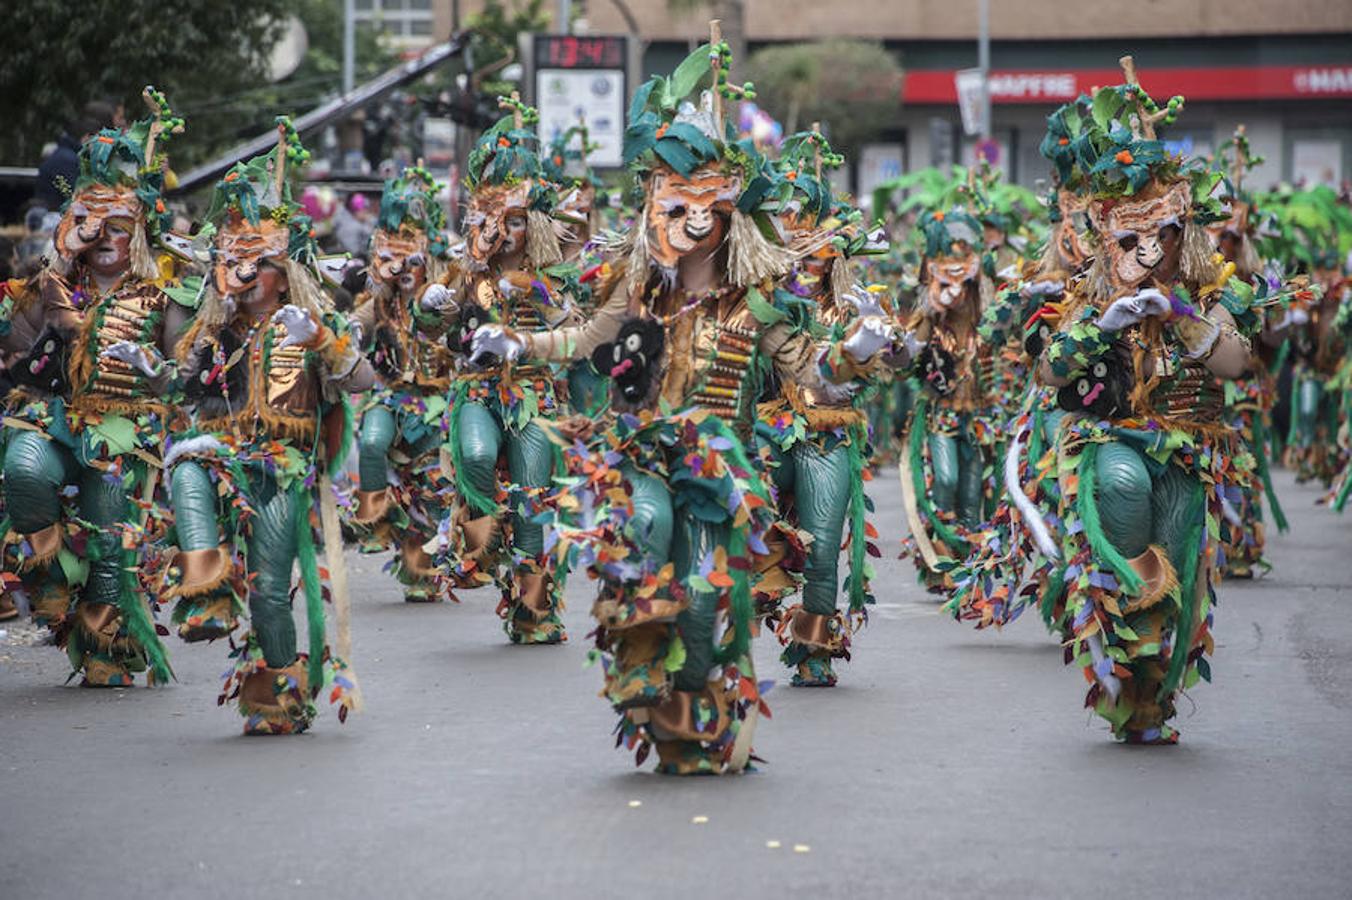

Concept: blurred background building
[[571, 0, 1352, 195], [3, 0, 1349, 231]]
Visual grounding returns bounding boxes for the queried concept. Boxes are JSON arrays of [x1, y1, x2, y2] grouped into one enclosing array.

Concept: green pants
[[764, 440, 852, 616], [171, 461, 299, 669], [356, 403, 443, 492], [1092, 442, 1195, 574], [4, 431, 130, 608], [567, 360, 609, 417], [456, 401, 554, 557], [621, 465, 734, 691], [928, 432, 985, 527], [1291, 375, 1325, 449]]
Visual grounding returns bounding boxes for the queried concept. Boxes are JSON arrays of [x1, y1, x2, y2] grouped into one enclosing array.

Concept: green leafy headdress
[[464, 94, 554, 211], [203, 117, 319, 264], [378, 165, 450, 258], [614, 28, 798, 289], [71, 86, 184, 239]]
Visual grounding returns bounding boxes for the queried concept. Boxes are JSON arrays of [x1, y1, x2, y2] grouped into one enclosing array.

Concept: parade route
[[1, 467, 1350, 900]]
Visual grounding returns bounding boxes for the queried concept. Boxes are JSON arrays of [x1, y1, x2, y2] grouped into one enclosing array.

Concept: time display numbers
[[536, 35, 625, 70]]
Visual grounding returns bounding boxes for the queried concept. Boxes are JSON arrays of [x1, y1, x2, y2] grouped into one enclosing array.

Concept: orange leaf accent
[[708, 571, 734, 588]]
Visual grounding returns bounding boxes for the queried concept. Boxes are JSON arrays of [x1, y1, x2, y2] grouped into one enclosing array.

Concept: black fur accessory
[[915, 342, 957, 397], [590, 318, 665, 406], [1056, 349, 1133, 419], [8, 327, 69, 397], [370, 324, 404, 380], [447, 303, 496, 364], [184, 328, 247, 407]]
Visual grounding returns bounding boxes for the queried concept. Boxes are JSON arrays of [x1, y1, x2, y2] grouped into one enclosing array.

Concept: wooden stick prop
[[1118, 56, 1169, 140], [320, 472, 363, 712], [709, 20, 723, 134]]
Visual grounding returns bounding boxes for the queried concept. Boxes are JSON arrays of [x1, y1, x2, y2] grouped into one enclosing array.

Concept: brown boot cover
[[776, 605, 849, 687], [1122, 545, 1178, 613], [447, 508, 500, 589], [163, 545, 241, 642], [239, 658, 315, 735], [504, 559, 566, 644], [650, 686, 735, 776], [351, 488, 393, 525], [350, 488, 396, 552], [73, 603, 138, 687], [591, 578, 689, 631], [601, 621, 673, 710]]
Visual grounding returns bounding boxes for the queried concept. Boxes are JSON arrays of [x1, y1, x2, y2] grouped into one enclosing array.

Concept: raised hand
[[843, 316, 895, 362], [100, 340, 163, 377], [419, 283, 459, 313], [272, 304, 319, 349], [469, 324, 524, 367]]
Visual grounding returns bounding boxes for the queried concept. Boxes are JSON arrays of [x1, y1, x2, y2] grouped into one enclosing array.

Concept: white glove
[[843, 288, 888, 320], [100, 340, 164, 378], [1288, 306, 1311, 327], [843, 316, 895, 362], [273, 304, 320, 349], [1095, 288, 1171, 333], [420, 283, 459, 313], [1022, 279, 1064, 298], [469, 324, 524, 366]]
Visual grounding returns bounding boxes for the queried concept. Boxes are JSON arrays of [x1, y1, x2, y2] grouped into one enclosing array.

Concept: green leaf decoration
[[665, 45, 714, 110]]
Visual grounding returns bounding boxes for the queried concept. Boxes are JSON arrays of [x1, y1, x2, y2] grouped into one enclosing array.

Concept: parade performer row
[[464, 36, 898, 772], [924, 61, 1318, 745]]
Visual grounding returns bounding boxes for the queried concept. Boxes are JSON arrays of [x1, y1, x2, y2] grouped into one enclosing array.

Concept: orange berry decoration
[[1115, 149, 1134, 164]]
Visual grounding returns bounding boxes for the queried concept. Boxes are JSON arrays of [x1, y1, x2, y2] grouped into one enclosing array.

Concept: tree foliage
[[745, 40, 902, 157], [0, 0, 289, 165], [466, 0, 551, 100]]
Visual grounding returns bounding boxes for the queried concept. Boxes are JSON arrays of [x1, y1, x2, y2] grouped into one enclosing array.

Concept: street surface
[[2, 468, 1350, 899]]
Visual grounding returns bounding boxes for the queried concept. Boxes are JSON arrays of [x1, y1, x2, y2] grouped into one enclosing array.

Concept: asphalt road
[[2, 468, 1350, 900]]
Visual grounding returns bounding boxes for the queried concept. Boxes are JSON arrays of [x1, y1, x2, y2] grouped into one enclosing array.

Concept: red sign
[[534, 35, 626, 70], [904, 64, 1352, 104]]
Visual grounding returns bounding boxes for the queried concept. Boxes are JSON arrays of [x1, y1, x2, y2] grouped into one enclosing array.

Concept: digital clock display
[[535, 35, 626, 70]]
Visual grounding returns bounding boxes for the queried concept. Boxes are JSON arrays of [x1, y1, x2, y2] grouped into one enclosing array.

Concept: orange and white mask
[[465, 183, 531, 268], [1090, 180, 1190, 295], [645, 165, 741, 271], [370, 228, 429, 295], [54, 183, 142, 267], [213, 216, 291, 304], [923, 248, 982, 313]]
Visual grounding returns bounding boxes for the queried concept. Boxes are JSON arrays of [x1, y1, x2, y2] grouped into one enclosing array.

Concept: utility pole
[[559, 0, 571, 34], [343, 0, 355, 95], [978, 0, 990, 139]]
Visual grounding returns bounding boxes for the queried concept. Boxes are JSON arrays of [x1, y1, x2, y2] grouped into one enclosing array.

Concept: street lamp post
[[978, 0, 990, 139], [343, 0, 355, 95]]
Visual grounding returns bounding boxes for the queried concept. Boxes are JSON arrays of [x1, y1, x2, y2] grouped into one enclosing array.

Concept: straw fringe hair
[[828, 255, 855, 307], [130, 219, 159, 282], [727, 208, 794, 287], [526, 209, 563, 267], [1180, 219, 1222, 287]]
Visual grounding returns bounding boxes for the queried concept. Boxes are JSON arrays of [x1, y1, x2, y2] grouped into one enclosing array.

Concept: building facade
[[577, 0, 1352, 193]]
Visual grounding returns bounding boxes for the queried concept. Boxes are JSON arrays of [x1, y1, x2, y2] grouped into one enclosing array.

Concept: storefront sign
[[904, 64, 1352, 104]]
